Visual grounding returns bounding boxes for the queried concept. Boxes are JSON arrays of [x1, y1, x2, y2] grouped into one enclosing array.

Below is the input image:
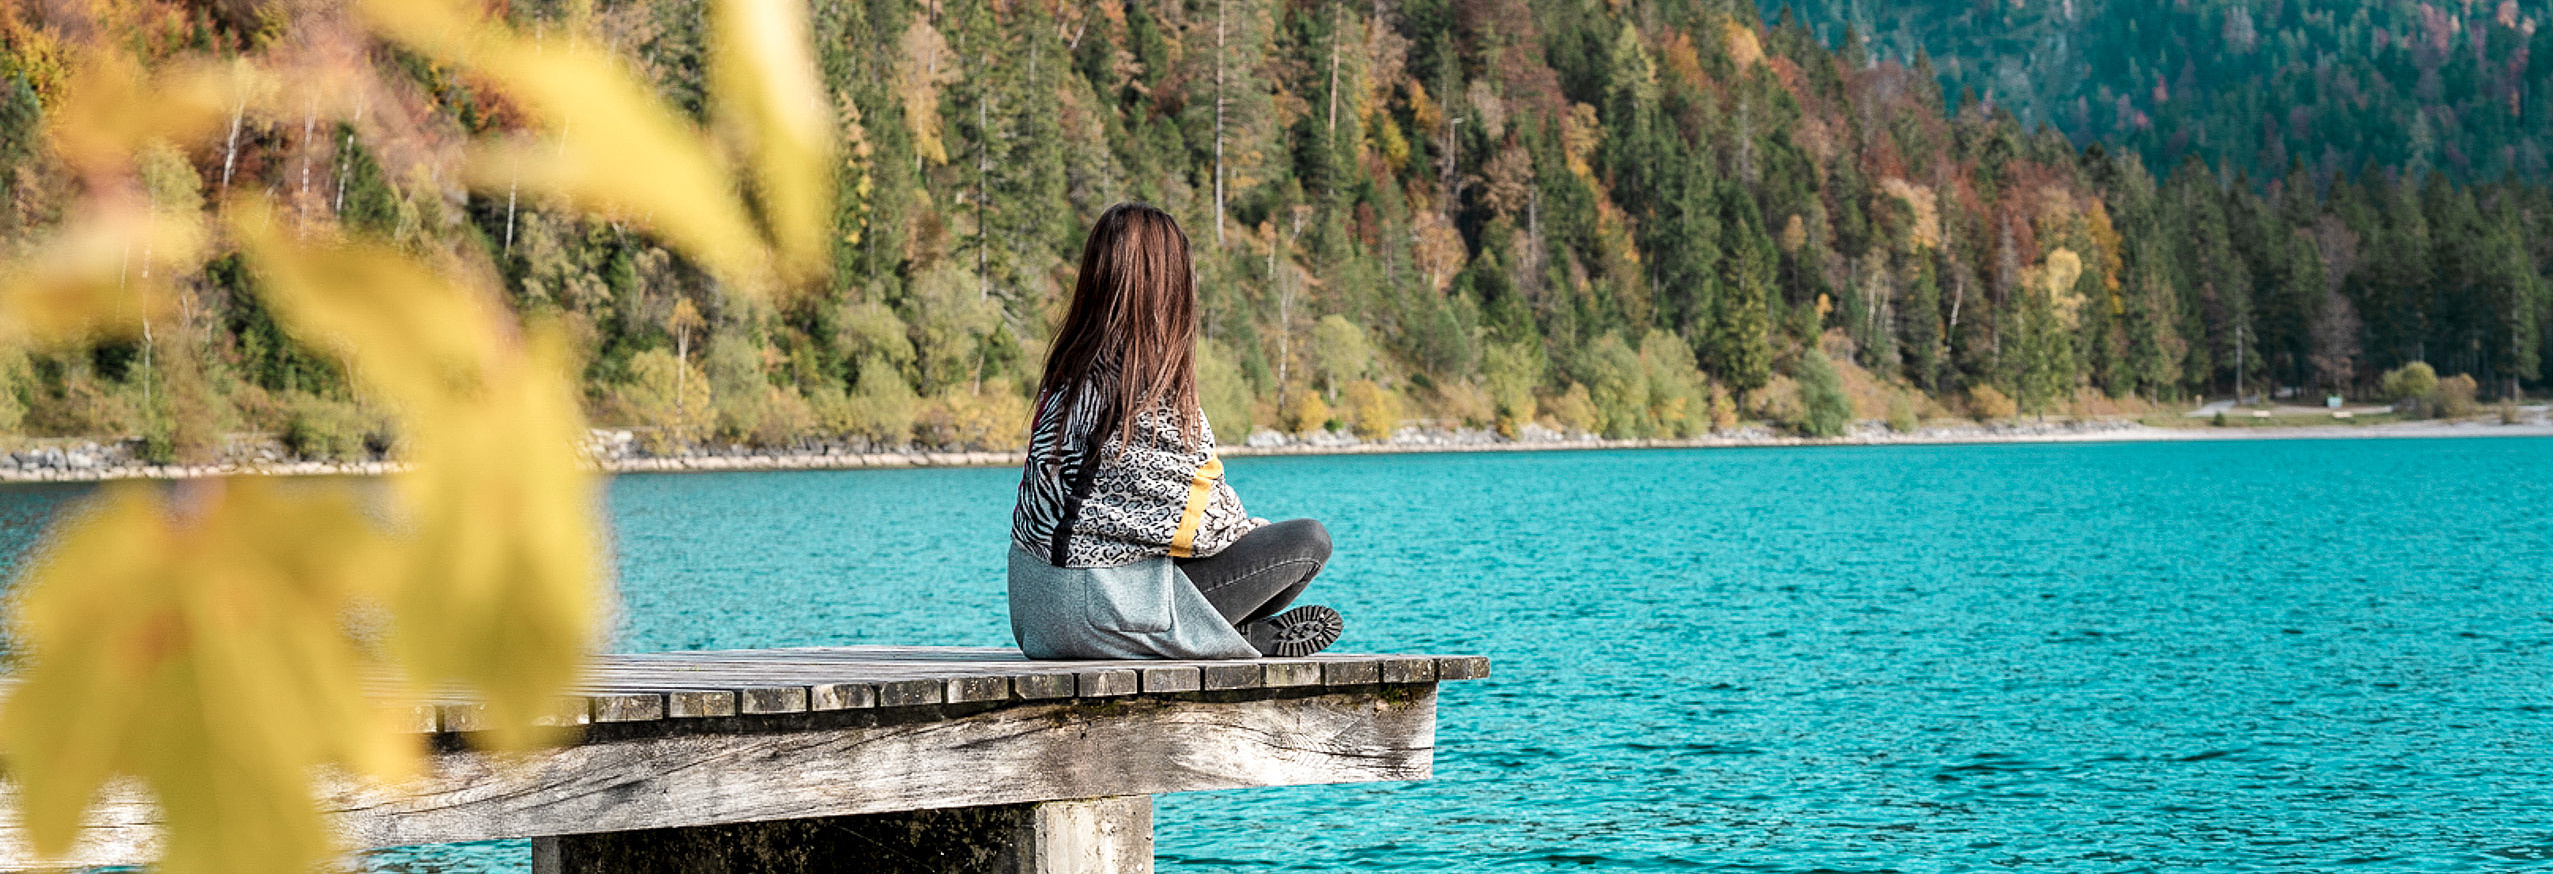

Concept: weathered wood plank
[[808, 682, 875, 711], [441, 700, 598, 734], [1434, 656, 1491, 681], [1380, 657, 1437, 684], [665, 691, 736, 719], [877, 678, 944, 707], [590, 694, 666, 723], [1010, 672, 1075, 701], [362, 690, 1434, 848], [1199, 663, 1265, 691], [0, 644, 1488, 870], [1138, 666, 1200, 694], [946, 676, 1010, 704], [736, 687, 808, 715], [1320, 659, 1382, 686], [0, 686, 1435, 867], [1262, 661, 1323, 688], [1074, 670, 1137, 698], [396, 649, 1484, 733]]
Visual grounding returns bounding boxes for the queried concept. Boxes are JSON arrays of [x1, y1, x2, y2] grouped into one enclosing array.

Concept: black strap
[[1044, 394, 1107, 566]]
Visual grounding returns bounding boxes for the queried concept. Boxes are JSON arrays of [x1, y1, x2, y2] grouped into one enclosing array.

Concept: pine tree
[[2480, 200, 2544, 398], [1899, 254, 1946, 392], [1709, 186, 1776, 393]]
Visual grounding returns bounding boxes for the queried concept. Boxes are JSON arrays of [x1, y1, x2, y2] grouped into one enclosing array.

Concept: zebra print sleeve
[[1009, 379, 1110, 566]]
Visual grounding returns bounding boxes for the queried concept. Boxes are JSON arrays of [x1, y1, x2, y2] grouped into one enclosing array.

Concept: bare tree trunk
[[220, 99, 245, 191], [140, 314, 154, 421], [128, 217, 153, 420], [1947, 261, 1966, 337], [978, 52, 991, 300], [298, 101, 317, 225], [1274, 212, 1310, 410], [675, 332, 689, 441], [1276, 263, 1293, 412], [1439, 115, 1460, 217], [1326, 2, 1341, 138], [504, 172, 519, 255], [2235, 319, 2246, 401], [1213, 0, 1228, 249], [334, 132, 351, 215]]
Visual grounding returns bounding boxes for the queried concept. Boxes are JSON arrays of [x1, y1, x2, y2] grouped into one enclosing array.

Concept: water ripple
[[2, 439, 2545, 872]]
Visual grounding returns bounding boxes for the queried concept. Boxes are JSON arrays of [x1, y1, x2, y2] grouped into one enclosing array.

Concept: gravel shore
[[4, 412, 2548, 484]]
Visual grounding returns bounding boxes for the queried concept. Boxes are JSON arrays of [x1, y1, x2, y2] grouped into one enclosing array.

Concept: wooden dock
[[1, 646, 1489, 873]]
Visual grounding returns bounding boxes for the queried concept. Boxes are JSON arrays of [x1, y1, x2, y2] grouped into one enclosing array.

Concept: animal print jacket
[[1010, 362, 1263, 568]]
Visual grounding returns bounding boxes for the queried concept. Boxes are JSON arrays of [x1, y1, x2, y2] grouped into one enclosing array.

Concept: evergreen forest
[[1785, 0, 2553, 183], [0, 0, 2548, 457]]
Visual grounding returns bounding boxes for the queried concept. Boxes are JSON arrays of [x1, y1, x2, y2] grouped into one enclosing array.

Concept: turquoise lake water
[[3, 437, 2550, 871]]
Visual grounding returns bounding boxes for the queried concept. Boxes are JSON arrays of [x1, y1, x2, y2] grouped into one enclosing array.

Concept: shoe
[[1242, 604, 1344, 657]]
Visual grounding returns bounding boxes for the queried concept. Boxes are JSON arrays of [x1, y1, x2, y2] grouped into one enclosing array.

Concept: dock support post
[[530, 796, 1153, 874]]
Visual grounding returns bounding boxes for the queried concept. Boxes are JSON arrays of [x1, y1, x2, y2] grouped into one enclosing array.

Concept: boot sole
[[1261, 604, 1344, 657]]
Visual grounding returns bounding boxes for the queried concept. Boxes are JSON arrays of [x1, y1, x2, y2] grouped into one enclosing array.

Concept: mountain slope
[[1771, 0, 2552, 182]]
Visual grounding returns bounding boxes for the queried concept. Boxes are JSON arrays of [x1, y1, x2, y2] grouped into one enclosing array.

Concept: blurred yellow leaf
[[44, 55, 242, 177], [389, 327, 603, 752], [0, 480, 418, 874], [0, 1, 702, 868], [712, 0, 835, 283], [362, 0, 770, 291], [0, 204, 202, 343], [229, 199, 504, 409], [234, 200, 604, 751]]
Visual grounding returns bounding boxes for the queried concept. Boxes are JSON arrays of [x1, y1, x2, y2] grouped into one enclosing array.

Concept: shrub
[[1431, 380, 1496, 429], [2434, 373, 2479, 418], [1637, 331, 1710, 438], [139, 354, 231, 465], [1196, 338, 1255, 443], [1482, 341, 1542, 438], [914, 379, 1030, 450], [1795, 350, 1853, 437], [2379, 362, 2439, 415], [837, 357, 919, 445], [1343, 379, 1403, 440], [613, 349, 711, 452], [281, 394, 374, 461], [1886, 394, 1920, 433], [834, 301, 917, 369], [38, 370, 144, 439], [1583, 332, 1646, 437], [1282, 390, 1332, 434], [1550, 383, 1600, 434], [1707, 383, 1739, 433], [1750, 375, 1805, 429], [1310, 315, 1374, 395], [0, 345, 28, 437], [1967, 384, 2018, 421], [739, 385, 817, 448]]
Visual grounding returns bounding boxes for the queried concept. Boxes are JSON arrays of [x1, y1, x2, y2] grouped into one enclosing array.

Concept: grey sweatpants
[[1174, 518, 1332, 626]]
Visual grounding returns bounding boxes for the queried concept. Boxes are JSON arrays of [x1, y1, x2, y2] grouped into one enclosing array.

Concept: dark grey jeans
[[1175, 519, 1331, 626]]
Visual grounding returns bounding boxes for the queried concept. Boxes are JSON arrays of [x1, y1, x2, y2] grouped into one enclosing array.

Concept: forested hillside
[[0, 0, 2547, 458], [1774, 0, 2552, 183]]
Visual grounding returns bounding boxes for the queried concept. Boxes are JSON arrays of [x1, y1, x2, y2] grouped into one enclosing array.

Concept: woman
[[1008, 202, 1344, 660]]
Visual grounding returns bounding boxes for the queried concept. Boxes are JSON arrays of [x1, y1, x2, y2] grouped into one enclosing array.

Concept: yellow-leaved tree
[[0, 2, 835, 873]]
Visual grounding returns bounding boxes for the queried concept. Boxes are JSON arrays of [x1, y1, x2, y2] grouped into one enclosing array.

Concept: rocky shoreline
[[6, 415, 2550, 484]]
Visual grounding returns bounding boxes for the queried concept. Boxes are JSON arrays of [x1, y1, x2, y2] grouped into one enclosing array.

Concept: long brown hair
[[1038, 202, 1201, 448]]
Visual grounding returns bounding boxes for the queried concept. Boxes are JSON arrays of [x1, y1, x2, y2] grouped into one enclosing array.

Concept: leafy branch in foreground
[[0, 2, 833, 873]]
